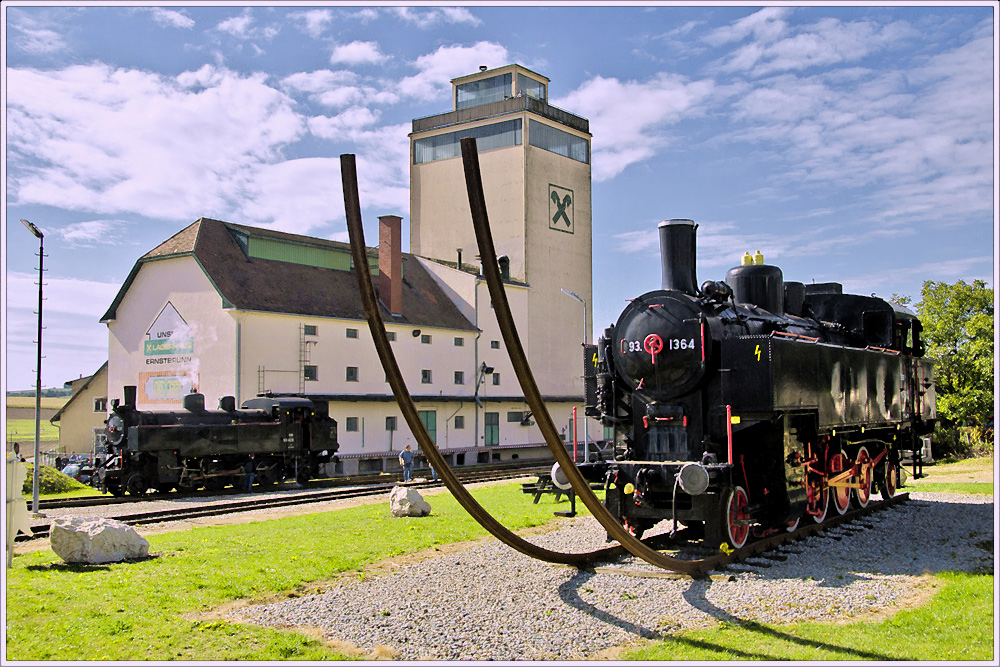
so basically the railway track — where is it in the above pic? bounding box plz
[16,466,547,542]
[36,462,550,511]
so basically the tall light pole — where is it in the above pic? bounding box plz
[20,219,45,515]
[560,288,588,462]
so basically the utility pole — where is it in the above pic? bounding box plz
[20,219,45,515]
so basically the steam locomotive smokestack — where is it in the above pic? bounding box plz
[658,219,698,295]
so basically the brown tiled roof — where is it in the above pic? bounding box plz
[103,218,477,332]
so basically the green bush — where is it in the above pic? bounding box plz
[21,465,89,495]
[932,423,993,460]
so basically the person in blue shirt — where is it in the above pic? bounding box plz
[399,443,414,482]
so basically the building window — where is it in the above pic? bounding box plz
[414,119,522,164]
[492,373,500,386]
[304,365,318,381]
[456,72,512,109]
[454,415,465,429]
[484,412,499,446]
[421,334,432,344]
[454,337,464,347]
[507,411,523,423]
[303,324,318,336]
[387,331,396,341]
[491,340,500,349]
[529,120,590,164]
[346,366,359,382]
[93,397,107,413]
[454,371,465,385]
[386,416,397,431]
[517,73,546,101]
[346,328,358,338]
[421,369,432,384]
[346,417,359,432]
[604,425,614,442]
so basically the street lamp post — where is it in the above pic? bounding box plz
[20,219,45,515]
[560,288,588,462]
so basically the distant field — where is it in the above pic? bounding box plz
[6,419,60,445]
[6,396,69,410]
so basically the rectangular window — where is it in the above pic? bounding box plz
[490,340,500,349]
[414,119,522,164]
[456,72,512,109]
[93,397,107,413]
[418,410,437,444]
[386,331,396,341]
[346,366,359,382]
[421,369,432,384]
[507,411,523,423]
[454,415,465,429]
[492,373,500,386]
[604,425,614,441]
[303,324,318,336]
[304,365,318,381]
[421,334,432,344]
[454,337,464,347]
[346,417,359,432]
[454,371,465,385]
[386,416,397,431]
[484,412,499,446]
[529,120,590,164]
[346,328,358,338]
[517,73,546,101]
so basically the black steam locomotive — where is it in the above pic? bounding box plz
[579,219,935,548]
[97,386,337,496]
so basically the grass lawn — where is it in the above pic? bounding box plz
[5,484,584,661]
[622,571,994,661]
[7,468,994,661]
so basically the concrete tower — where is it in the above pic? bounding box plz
[409,64,593,397]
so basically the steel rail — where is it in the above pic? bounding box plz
[459,137,722,576]
[340,154,616,567]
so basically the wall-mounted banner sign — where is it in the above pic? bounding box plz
[144,302,194,357]
[139,370,198,403]
[548,184,574,235]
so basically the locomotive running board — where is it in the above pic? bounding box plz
[458,137,721,577]
[340,154,621,569]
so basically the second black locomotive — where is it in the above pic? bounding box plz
[98,385,337,495]
[578,219,935,549]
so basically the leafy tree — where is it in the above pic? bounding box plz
[915,279,994,428]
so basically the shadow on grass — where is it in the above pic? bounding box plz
[673,579,896,660]
[25,553,162,572]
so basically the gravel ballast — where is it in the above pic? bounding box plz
[229,492,994,661]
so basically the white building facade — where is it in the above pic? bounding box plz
[102,64,601,475]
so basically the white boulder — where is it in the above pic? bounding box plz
[389,486,431,517]
[50,516,150,564]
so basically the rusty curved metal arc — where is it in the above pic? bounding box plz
[339,153,614,567]
[459,137,721,576]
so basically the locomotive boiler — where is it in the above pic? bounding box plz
[98,385,337,496]
[578,219,936,548]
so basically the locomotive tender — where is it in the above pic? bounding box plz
[98,385,337,495]
[579,219,935,548]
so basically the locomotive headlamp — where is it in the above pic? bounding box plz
[677,462,710,496]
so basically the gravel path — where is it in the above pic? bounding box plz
[228,492,994,661]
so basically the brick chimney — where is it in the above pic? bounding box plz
[378,215,403,315]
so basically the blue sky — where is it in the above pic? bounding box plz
[2,2,996,393]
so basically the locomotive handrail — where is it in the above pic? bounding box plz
[339,153,618,568]
[771,331,820,342]
[459,137,722,576]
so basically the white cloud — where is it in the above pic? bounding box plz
[51,219,131,247]
[393,7,481,28]
[6,272,121,318]
[291,9,333,39]
[216,11,254,38]
[280,69,398,108]
[8,10,68,54]
[703,7,791,46]
[555,73,714,181]
[397,42,509,101]
[149,8,195,29]
[7,64,305,222]
[330,41,388,65]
